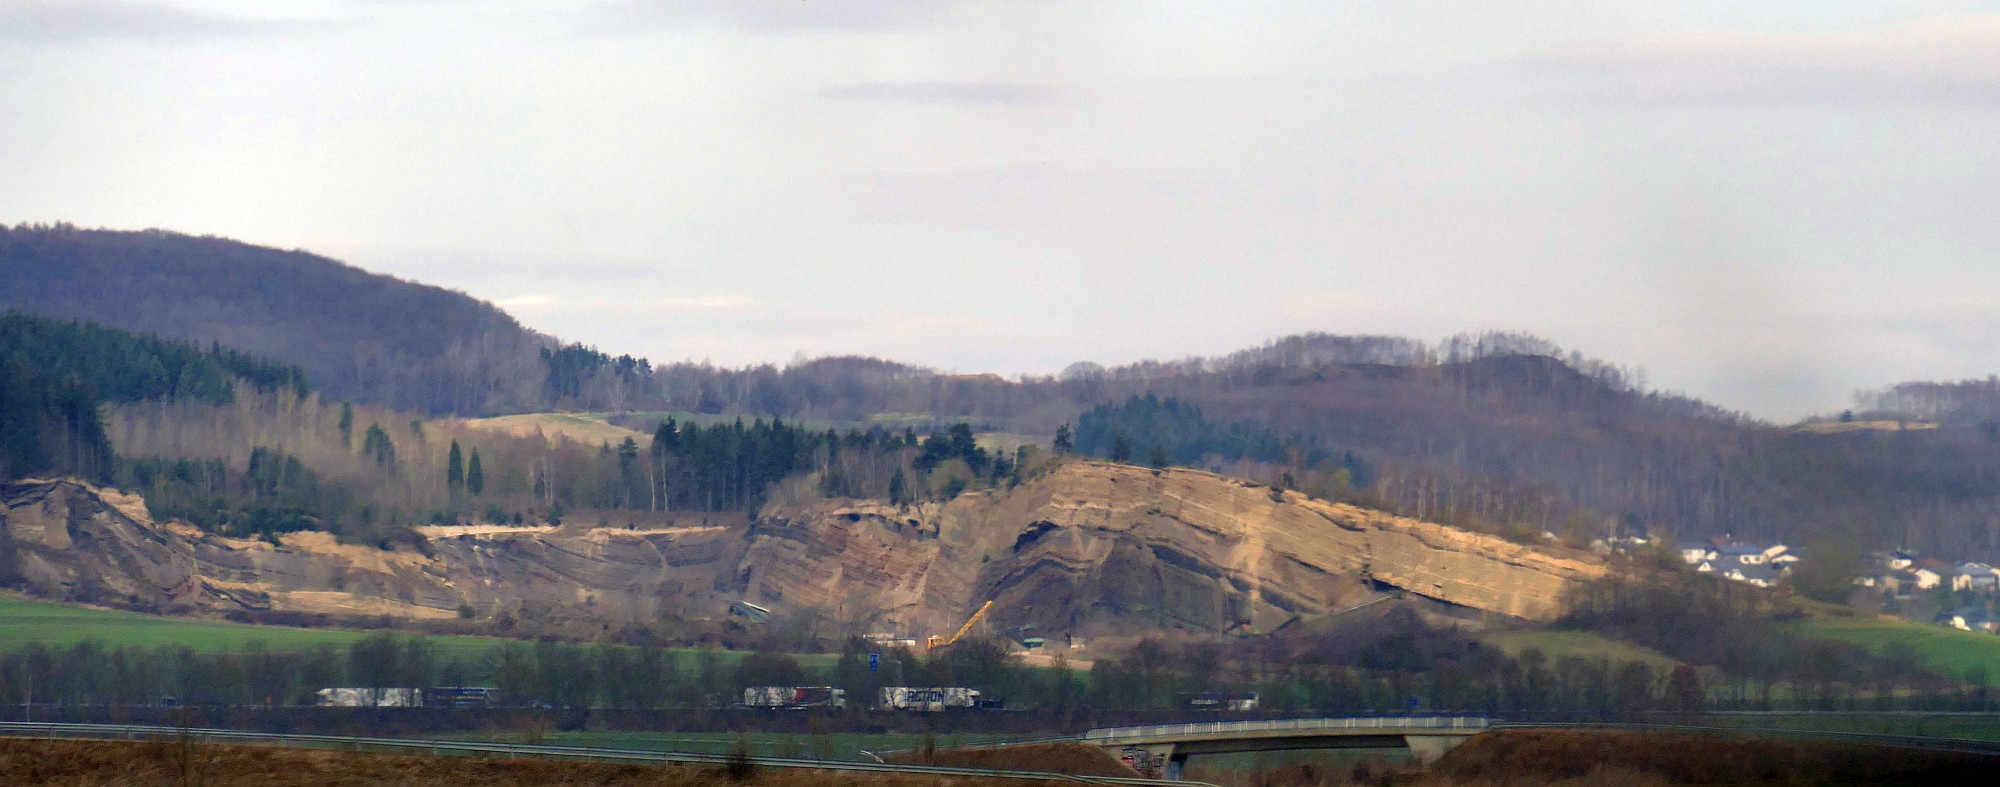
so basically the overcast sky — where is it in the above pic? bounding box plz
[5,1,2000,420]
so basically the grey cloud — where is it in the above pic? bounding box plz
[845,166,1179,229]
[1519,14,2000,106]
[820,80,1064,106]
[0,1,340,43]
[596,0,971,35]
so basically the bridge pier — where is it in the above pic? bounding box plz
[1402,734,1463,763]
[1108,744,1177,779]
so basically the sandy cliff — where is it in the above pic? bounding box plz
[741,461,1606,636]
[2,461,1604,638]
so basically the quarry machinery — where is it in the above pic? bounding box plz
[927,600,994,650]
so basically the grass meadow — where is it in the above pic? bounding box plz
[0,593,835,670]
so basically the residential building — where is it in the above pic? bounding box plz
[1935,606,1998,634]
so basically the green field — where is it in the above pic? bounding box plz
[1790,616,2000,687]
[0,594,835,670]
[0,594,506,657]
[1479,629,1680,671]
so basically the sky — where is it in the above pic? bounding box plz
[5,1,2000,420]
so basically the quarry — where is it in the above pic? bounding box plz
[0,460,1605,644]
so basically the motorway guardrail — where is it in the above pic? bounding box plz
[1083,715,1490,742]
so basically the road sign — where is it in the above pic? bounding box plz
[868,653,879,673]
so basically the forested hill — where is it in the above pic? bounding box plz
[0,224,548,415]
[0,312,310,483]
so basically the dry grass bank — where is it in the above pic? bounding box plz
[1431,729,2000,785]
[883,742,1136,777]
[0,738,1077,786]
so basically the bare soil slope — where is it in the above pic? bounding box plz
[883,743,1136,776]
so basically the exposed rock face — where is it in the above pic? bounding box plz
[0,478,743,628]
[2,462,1604,639]
[740,462,1606,637]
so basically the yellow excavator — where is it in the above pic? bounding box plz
[927,600,995,650]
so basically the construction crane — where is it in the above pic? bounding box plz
[927,600,994,650]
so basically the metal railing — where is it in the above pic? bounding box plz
[1084,716,1489,742]
[0,722,1220,786]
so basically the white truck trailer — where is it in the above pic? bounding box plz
[314,687,420,707]
[876,686,981,711]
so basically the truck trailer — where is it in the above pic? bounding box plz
[876,686,981,711]
[742,686,847,708]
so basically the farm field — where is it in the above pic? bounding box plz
[1789,616,2000,687]
[1478,629,1679,671]
[0,594,835,670]
[0,594,504,657]
[460,412,651,445]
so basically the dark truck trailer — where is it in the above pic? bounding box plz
[743,686,847,708]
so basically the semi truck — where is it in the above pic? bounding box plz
[742,686,847,708]
[314,687,420,707]
[313,687,504,708]
[877,686,982,711]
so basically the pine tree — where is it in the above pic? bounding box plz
[362,424,395,465]
[338,403,354,449]
[888,467,908,506]
[447,440,465,494]
[1052,424,1073,454]
[467,450,484,496]
[1110,433,1131,463]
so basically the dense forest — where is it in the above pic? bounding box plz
[0,224,548,415]
[0,311,309,484]
[1,314,1040,552]
[0,351,113,484]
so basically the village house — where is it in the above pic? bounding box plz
[1950,562,2000,592]
[1935,606,1998,634]
[1687,539,1798,586]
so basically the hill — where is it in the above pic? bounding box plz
[0,224,547,415]
[15,224,2000,562]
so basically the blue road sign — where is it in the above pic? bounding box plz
[869,653,879,672]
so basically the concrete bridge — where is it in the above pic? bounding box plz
[1082,716,1488,780]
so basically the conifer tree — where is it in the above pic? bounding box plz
[467,450,484,496]
[447,440,465,494]
[888,467,908,506]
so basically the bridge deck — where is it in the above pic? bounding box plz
[1083,716,1489,746]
